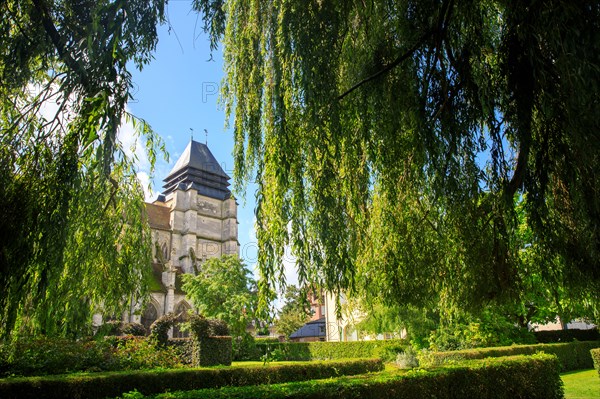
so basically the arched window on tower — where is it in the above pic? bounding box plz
[141,303,158,334]
[172,301,191,338]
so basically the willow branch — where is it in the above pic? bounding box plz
[32,0,90,88]
[337,29,432,101]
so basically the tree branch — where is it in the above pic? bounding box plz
[337,29,432,101]
[338,0,454,101]
[31,0,90,88]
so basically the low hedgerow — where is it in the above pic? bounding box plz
[0,358,383,399]
[0,337,186,377]
[418,340,600,371]
[0,338,117,377]
[253,339,407,361]
[534,327,599,343]
[591,348,600,378]
[119,354,563,399]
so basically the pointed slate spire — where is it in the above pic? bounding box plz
[162,140,231,200]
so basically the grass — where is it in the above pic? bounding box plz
[561,369,599,399]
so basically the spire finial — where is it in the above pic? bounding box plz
[204,129,208,145]
[189,128,194,141]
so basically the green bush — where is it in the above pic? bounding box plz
[396,346,419,369]
[255,337,281,344]
[428,311,536,351]
[591,348,600,378]
[96,321,124,337]
[232,334,258,361]
[96,322,147,337]
[193,337,232,367]
[534,328,599,343]
[168,339,193,366]
[120,354,563,399]
[418,340,600,371]
[0,359,383,399]
[121,323,148,337]
[0,336,187,377]
[252,339,407,361]
[0,338,117,377]
[149,313,181,347]
[113,337,184,370]
[188,314,233,366]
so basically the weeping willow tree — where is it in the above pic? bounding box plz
[0,0,168,338]
[198,0,600,313]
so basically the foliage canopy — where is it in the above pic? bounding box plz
[181,255,258,339]
[0,0,168,338]
[275,285,312,338]
[200,0,600,312]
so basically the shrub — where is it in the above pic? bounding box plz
[534,327,599,343]
[96,322,147,337]
[194,337,232,367]
[252,339,407,361]
[208,319,229,336]
[0,336,189,377]
[188,314,232,367]
[0,359,384,399]
[96,320,123,337]
[396,346,419,369]
[121,323,148,337]
[428,311,536,351]
[149,313,181,347]
[117,354,563,399]
[168,338,193,366]
[418,340,600,371]
[0,338,117,377]
[591,348,600,378]
[232,334,257,361]
[255,337,281,344]
[112,337,184,370]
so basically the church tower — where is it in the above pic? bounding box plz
[138,140,239,333]
[158,139,239,269]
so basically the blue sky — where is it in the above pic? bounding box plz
[126,3,261,271]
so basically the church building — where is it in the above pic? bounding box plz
[135,140,239,333]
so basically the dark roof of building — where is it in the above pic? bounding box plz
[162,140,231,200]
[145,202,171,230]
[289,317,326,339]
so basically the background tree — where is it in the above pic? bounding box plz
[274,285,312,338]
[0,0,168,338]
[181,255,259,340]
[197,0,600,314]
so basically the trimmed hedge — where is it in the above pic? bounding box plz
[193,337,232,367]
[591,348,600,378]
[188,314,232,366]
[0,359,383,399]
[252,339,407,361]
[534,328,599,343]
[418,340,600,371]
[0,337,186,377]
[129,354,563,399]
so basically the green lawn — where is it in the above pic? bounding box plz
[561,369,599,399]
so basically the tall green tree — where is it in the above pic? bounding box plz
[198,0,600,312]
[0,0,168,338]
[181,255,258,339]
[274,285,312,338]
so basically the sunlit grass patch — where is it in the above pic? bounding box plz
[561,369,599,399]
